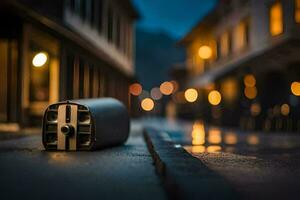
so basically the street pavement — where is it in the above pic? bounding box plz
[144,118,300,200]
[0,122,166,200]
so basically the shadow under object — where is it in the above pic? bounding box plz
[42,98,130,151]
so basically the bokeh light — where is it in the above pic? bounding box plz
[141,98,154,111]
[281,104,290,116]
[150,87,163,100]
[208,90,222,106]
[184,88,198,103]
[32,52,48,67]
[291,81,300,96]
[208,128,222,144]
[250,103,261,116]
[160,81,174,95]
[198,45,212,59]
[243,74,256,87]
[224,132,237,145]
[244,86,257,99]
[129,83,142,96]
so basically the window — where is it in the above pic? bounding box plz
[233,20,249,53]
[220,32,230,58]
[270,2,283,36]
[296,0,300,23]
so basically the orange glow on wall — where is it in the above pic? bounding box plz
[184,88,198,103]
[291,81,300,96]
[295,0,300,23]
[233,20,248,52]
[270,2,283,36]
[221,78,238,102]
[129,83,142,96]
[208,90,222,106]
[141,98,154,111]
[160,81,174,95]
[198,45,212,59]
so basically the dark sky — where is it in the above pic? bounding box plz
[132,0,217,39]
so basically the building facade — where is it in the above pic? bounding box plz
[0,0,138,128]
[178,0,300,132]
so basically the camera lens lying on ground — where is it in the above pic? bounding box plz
[42,98,130,151]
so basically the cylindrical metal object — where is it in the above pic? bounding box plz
[42,98,130,151]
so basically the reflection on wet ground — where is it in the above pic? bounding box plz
[167,120,300,157]
[165,120,300,199]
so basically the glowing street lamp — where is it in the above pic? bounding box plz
[160,81,174,95]
[184,88,198,103]
[32,52,48,67]
[129,83,142,96]
[291,81,300,96]
[141,98,154,111]
[198,46,212,59]
[208,90,222,106]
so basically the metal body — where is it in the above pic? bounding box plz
[42,98,130,151]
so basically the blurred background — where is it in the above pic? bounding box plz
[0,0,300,133]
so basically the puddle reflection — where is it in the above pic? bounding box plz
[185,121,260,154]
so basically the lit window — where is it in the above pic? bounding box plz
[270,2,283,36]
[220,32,230,57]
[296,0,300,23]
[233,20,248,53]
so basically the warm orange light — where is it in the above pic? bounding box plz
[198,45,212,59]
[270,2,283,36]
[32,52,48,67]
[208,128,222,144]
[160,81,174,95]
[184,88,198,103]
[191,145,206,153]
[247,134,259,145]
[244,74,256,87]
[129,83,142,96]
[150,87,162,100]
[208,90,222,106]
[141,98,154,111]
[250,103,261,116]
[291,81,300,96]
[281,104,290,116]
[207,145,222,153]
[192,121,205,145]
[224,132,237,145]
[244,86,257,99]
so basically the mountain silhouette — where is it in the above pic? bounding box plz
[135,28,185,91]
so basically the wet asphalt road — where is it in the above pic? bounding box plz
[0,123,166,200]
[147,119,300,200]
